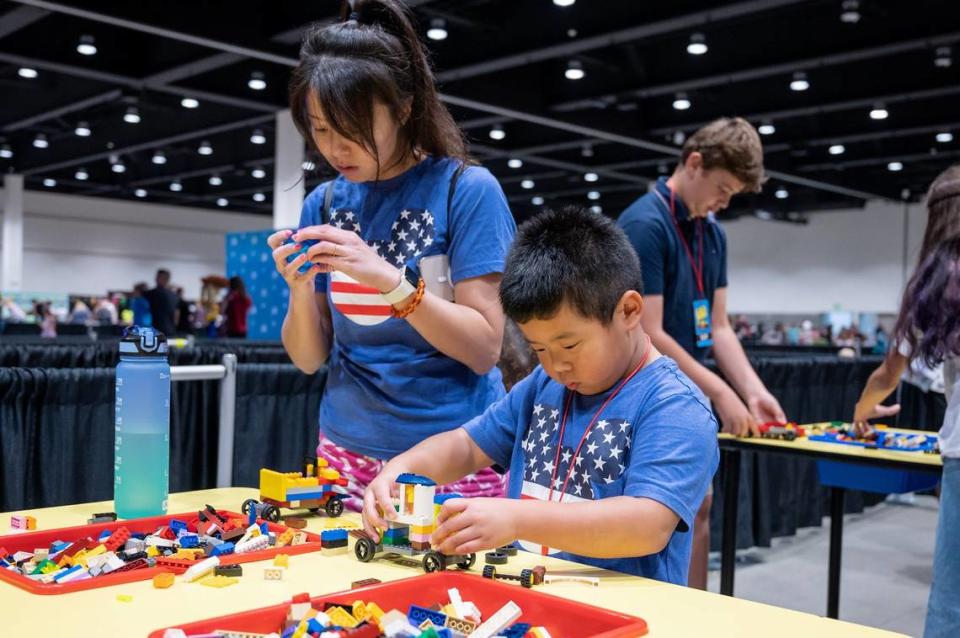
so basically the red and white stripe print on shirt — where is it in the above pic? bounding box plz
[517,402,632,555]
[327,206,436,326]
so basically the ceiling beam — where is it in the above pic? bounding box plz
[472,143,648,186]
[0,4,47,39]
[798,148,960,172]
[802,120,960,148]
[435,0,811,83]
[2,88,122,132]
[552,30,960,112]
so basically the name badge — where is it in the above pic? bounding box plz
[693,298,713,348]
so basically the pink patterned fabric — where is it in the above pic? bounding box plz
[318,434,506,512]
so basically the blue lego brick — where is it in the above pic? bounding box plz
[408,604,446,627]
[433,493,462,505]
[285,487,330,499]
[321,529,348,542]
[501,623,531,638]
[306,618,327,633]
[284,236,319,274]
[98,529,112,541]
[53,564,83,582]
[280,626,297,638]
[179,534,199,548]
[436,630,453,638]
[210,542,235,556]
[260,522,269,535]
[49,541,71,554]
[396,473,436,486]
[169,519,188,534]
[248,507,257,526]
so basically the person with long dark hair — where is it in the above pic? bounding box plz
[853,164,960,638]
[222,276,252,338]
[266,0,515,508]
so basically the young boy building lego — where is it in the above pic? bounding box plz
[363,207,719,585]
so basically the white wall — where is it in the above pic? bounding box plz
[0,189,269,299]
[723,199,927,314]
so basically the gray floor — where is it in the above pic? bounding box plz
[707,494,939,637]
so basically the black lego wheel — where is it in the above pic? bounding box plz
[422,551,447,573]
[263,505,281,523]
[354,536,376,563]
[484,552,508,565]
[520,568,534,588]
[456,553,477,570]
[482,565,497,579]
[241,498,258,516]
[325,497,344,518]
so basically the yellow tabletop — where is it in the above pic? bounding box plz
[0,488,905,637]
[719,423,943,469]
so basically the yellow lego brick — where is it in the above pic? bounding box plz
[352,601,368,622]
[174,549,203,560]
[273,553,289,568]
[365,601,385,625]
[442,604,458,618]
[86,544,106,559]
[146,545,159,558]
[116,594,133,603]
[40,561,59,574]
[259,468,289,502]
[325,606,359,628]
[198,575,239,588]
[319,467,340,481]
[263,567,284,581]
[410,524,434,536]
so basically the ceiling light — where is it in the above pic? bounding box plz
[123,106,141,124]
[216,198,229,207]
[75,121,91,137]
[251,167,266,179]
[170,180,182,192]
[301,161,316,171]
[828,144,846,155]
[77,34,97,56]
[935,46,953,68]
[758,122,776,136]
[250,129,266,145]
[111,161,126,174]
[248,71,266,91]
[18,67,38,79]
[839,0,861,23]
[181,97,200,109]
[43,178,56,188]
[564,60,585,80]
[426,18,448,41]
[32,133,48,149]
[672,130,686,146]
[774,187,789,199]
[587,190,601,200]
[581,144,594,158]
[507,158,523,169]
[0,144,12,159]
[755,209,773,221]
[531,196,544,205]
[152,150,167,165]
[672,93,691,110]
[584,172,599,182]
[75,167,89,180]
[553,0,576,6]
[687,32,708,55]
[209,174,223,186]
[869,104,889,120]
[253,192,266,202]
[134,189,147,198]
[590,205,602,214]
[489,125,506,140]
[936,132,954,143]
[790,71,809,91]
[887,161,903,172]
[197,140,213,155]
[520,179,535,189]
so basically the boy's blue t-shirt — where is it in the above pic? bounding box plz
[463,357,719,585]
[617,177,728,363]
[298,157,517,459]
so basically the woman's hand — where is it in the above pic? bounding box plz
[266,229,320,290]
[295,225,400,293]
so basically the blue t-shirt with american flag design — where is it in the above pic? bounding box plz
[297,157,516,459]
[463,356,719,585]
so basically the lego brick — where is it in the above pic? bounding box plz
[408,605,446,627]
[113,558,150,573]
[325,606,359,628]
[484,552,508,565]
[321,528,348,542]
[169,519,188,534]
[283,517,308,529]
[351,577,382,589]
[153,572,175,589]
[183,556,219,582]
[276,529,296,547]
[10,514,36,530]
[321,538,348,549]
[408,532,431,543]
[443,617,477,634]
[210,542,235,557]
[469,601,521,638]
[116,593,133,602]
[263,568,284,581]
[235,535,270,554]
[322,545,349,556]
[542,574,599,586]
[214,564,243,577]
[198,574,239,588]
[220,527,245,543]
[500,623,531,638]
[291,532,307,546]
[178,534,199,548]
[409,540,431,551]
[273,553,289,568]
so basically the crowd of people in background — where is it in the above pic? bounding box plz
[733,314,890,353]
[0,268,253,339]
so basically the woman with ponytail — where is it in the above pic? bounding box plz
[852,164,960,638]
[266,0,515,508]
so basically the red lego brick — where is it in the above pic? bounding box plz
[291,592,312,604]
[113,558,149,573]
[345,623,379,638]
[104,526,131,552]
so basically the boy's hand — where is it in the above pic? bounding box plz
[361,467,402,542]
[747,389,786,426]
[715,388,759,437]
[430,498,521,556]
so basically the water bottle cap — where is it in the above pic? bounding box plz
[119,326,169,356]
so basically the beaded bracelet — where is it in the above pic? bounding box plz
[392,277,425,319]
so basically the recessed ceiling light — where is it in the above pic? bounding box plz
[75,167,89,180]
[32,133,48,149]
[134,189,147,198]
[170,180,183,192]
[581,144,594,158]
[123,106,141,124]
[584,172,599,182]
[758,122,776,136]
[77,34,97,56]
[216,197,229,207]
[248,71,266,91]
[934,46,952,69]
[301,161,315,171]
[587,190,600,200]
[869,104,889,120]
[181,97,199,109]
[774,187,789,199]
[789,71,809,91]
[42,178,56,188]
[565,60,585,80]
[250,129,266,145]
[590,205,602,214]
[553,0,576,6]
[521,179,535,189]
[687,32,708,55]
[531,196,544,205]
[111,161,126,174]
[936,132,954,143]
[489,125,506,140]
[152,150,167,165]
[197,140,213,156]
[251,168,266,179]
[209,174,223,186]
[252,192,266,202]
[18,67,38,79]
[840,0,861,23]
[75,121,91,137]
[887,161,903,171]
[672,93,691,110]
[0,144,13,159]
[507,158,523,169]
[426,18,448,41]
[828,144,846,155]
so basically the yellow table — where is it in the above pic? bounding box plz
[0,488,905,637]
[717,424,942,619]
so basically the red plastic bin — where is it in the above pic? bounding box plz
[149,571,649,637]
[0,510,323,595]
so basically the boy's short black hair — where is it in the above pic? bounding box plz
[500,206,643,325]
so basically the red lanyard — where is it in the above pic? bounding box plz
[656,187,705,297]
[546,335,653,504]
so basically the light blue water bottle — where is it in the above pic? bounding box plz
[114,326,170,519]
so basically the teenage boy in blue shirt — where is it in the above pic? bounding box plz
[363,207,718,585]
[617,117,787,589]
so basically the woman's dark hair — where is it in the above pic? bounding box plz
[229,276,247,297]
[500,206,643,325]
[289,0,467,177]
[893,164,960,366]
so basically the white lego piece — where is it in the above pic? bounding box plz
[235,534,270,554]
[161,630,187,638]
[384,619,421,638]
[542,574,600,586]
[238,523,262,545]
[145,535,175,548]
[468,601,521,638]
[182,556,219,582]
[12,551,33,562]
